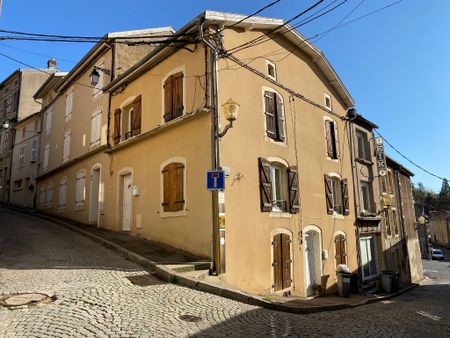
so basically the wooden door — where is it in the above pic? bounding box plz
[273,233,292,291]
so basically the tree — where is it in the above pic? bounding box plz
[439,178,450,197]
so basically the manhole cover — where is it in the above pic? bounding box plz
[179,314,202,322]
[0,293,53,308]
[126,274,160,287]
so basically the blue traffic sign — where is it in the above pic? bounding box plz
[207,171,225,190]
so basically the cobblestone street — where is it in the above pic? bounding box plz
[0,208,449,337]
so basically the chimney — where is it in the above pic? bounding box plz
[47,57,57,69]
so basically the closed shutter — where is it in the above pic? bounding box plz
[113,108,121,144]
[43,145,50,170]
[39,185,46,209]
[76,172,86,207]
[59,179,67,208]
[172,72,184,119]
[46,182,53,208]
[162,162,185,212]
[264,91,276,139]
[287,166,299,214]
[335,235,347,266]
[163,77,173,122]
[132,95,142,135]
[258,158,272,212]
[275,95,285,142]
[65,91,73,120]
[341,179,350,215]
[324,175,334,215]
[45,107,52,134]
[272,234,283,291]
[31,139,38,162]
[162,164,171,211]
[90,110,102,146]
[173,163,185,211]
[63,132,71,161]
[281,234,292,289]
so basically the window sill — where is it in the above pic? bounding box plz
[355,157,373,165]
[264,136,287,148]
[332,212,345,219]
[57,206,67,213]
[89,142,101,150]
[159,210,187,218]
[269,211,292,218]
[326,156,340,162]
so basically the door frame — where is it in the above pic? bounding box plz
[116,167,134,232]
[303,225,323,297]
[270,228,293,294]
[89,163,102,226]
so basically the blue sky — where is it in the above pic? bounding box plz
[0,0,448,191]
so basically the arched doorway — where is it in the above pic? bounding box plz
[304,226,322,297]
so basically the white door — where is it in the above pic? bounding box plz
[122,174,132,231]
[305,232,317,296]
[89,168,100,225]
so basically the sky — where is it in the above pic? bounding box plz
[0,0,448,192]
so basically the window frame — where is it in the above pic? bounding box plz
[266,59,277,81]
[324,93,332,110]
[360,181,373,214]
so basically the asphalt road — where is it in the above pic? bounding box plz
[0,207,449,337]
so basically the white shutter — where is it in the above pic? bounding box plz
[39,184,46,209]
[65,91,73,122]
[75,172,86,208]
[46,182,53,208]
[59,177,67,208]
[18,146,25,168]
[90,110,101,147]
[45,106,53,134]
[43,144,50,170]
[63,131,71,162]
[31,138,38,162]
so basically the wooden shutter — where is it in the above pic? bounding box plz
[264,91,276,139]
[341,179,350,215]
[132,95,142,135]
[163,77,173,122]
[325,121,334,158]
[113,108,121,144]
[173,163,185,211]
[173,72,184,119]
[324,175,334,215]
[275,94,285,142]
[272,234,283,291]
[335,235,347,266]
[288,166,299,214]
[258,158,272,212]
[281,234,292,289]
[162,164,172,211]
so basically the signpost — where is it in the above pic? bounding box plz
[375,137,387,177]
[207,171,225,190]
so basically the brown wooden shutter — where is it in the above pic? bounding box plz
[325,121,334,158]
[281,234,292,289]
[335,235,347,266]
[272,234,282,291]
[288,166,299,214]
[173,72,184,118]
[113,108,121,144]
[275,94,285,142]
[259,158,272,212]
[173,162,185,211]
[163,77,173,122]
[132,95,142,135]
[324,175,334,215]
[264,91,276,139]
[341,179,350,215]
[162,164,172,211]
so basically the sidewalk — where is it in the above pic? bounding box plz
[6,206,418,314]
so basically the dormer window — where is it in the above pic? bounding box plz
[266,60,277,80]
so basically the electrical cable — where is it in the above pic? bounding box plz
[0,42,78,64]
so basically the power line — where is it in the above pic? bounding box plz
[0,42,78,64]
[0,51,53,74]
[374,130,445,182]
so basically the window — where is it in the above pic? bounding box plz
[259,158,299,214]
[360,236,379,279]
[324,94,332,110]
[43,144,50,171]
[384,209,391,236]
[113,96,142,144]
[46,182,53,208]
[266,60,276,80]
[2,130,10,151]
[58,177,68,209]
[161,162,185,212]
[65,90,74,122]
[392,208,399,235]
[324,175,349,215]
[21,127,26,138]
[90,109,102,147]
[163,72,184,122]
[360,181,373,213]
[75,171,86,208]
[335,234,347,266]
[93,62,104,98]
[387,169,395,194]
[31,139,38,162]
[18,145,25,168]
[63,131,71,162]
[324,119,338,159]
[263,90,285,142]
[44,106,52,135]
[39,184,46,209]
[13,179,22,191]
[356,130,369,160]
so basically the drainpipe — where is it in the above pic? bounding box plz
[106,42,115,148]
[200,20,220,275]
[346,111,365,294]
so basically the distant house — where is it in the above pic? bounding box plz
[428,212,450,246]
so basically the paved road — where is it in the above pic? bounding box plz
[0,208,449,337]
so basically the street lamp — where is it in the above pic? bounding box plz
[89,66,111,86]
[2,120,10,129]
[217,98,240,138]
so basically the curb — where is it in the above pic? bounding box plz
[4,206,420,315]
